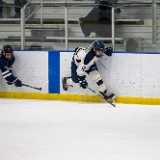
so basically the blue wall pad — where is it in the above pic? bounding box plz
[48,51,60,93]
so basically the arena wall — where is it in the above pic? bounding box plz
[0,50,160,105]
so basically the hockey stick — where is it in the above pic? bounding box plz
[88,87,116,107]
[22,84,42,91]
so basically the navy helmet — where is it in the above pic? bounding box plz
[1,45,13,59]
[92,40,105,51]
[3,45,13,54]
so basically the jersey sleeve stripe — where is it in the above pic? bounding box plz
[3,73,12,78]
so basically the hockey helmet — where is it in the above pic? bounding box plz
[1,45,13,60]
[2,45,13,54]
[92,40,105,51]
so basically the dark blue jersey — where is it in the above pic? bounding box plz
[0,54,17,83]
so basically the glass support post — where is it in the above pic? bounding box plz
[65,7,68,50]
[152,0,157,44]
[112,6,115,51]
[21,8,25,50]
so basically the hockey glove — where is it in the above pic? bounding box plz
[104,46,113,56]
[14,79,22,87]
[78,75,88,89]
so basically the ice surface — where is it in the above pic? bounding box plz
[0,99,160,160]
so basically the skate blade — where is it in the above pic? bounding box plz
[109,97,116,103]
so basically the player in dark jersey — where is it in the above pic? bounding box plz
[0,45,22,87]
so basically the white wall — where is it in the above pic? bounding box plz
[60,52,160,98]
[0,51,48,93]
[1,51,160,99]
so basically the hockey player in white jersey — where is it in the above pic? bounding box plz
[62,40,115,100]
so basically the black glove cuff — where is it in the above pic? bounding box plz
[78,75,86,81]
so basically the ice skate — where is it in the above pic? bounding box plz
[100,89,116,102]
[62,77,71,91]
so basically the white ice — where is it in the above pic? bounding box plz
[0,99,160,160]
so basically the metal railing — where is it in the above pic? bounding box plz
[0,0,159,50]
[19,0,158,50]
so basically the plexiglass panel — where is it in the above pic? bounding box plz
[0,0,159,51]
